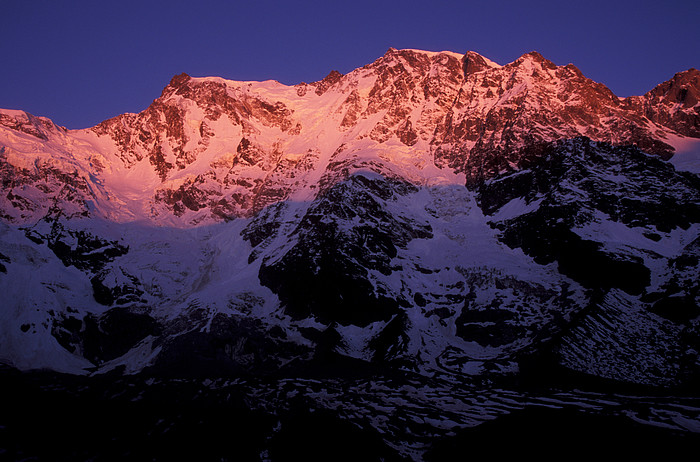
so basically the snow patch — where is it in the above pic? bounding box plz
[666,134,700,173]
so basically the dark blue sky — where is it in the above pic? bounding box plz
[1,0,698,129]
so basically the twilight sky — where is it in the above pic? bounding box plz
[1,0,698,129]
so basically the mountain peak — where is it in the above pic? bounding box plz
[160,72,192,98]
[378,47,464,63]
[0,109,60,141]
[312,70,344,95]
[638,67,700,136]
[512,50,558,70]
[462,50,499,74]
[522,50,546,61]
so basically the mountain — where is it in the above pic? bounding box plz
[1,48,700,459]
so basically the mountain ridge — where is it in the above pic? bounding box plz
[1,48,698,228]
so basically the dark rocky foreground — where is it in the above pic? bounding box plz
[2,364,699,461]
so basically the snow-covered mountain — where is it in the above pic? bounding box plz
[1,47,699,378]
[1,48,700,458]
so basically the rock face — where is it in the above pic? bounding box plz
[0,48,699,395]
[625,68,700,138]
